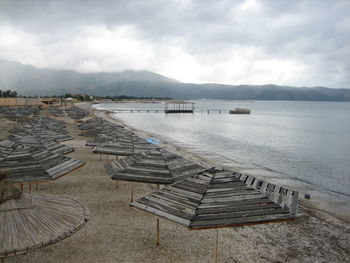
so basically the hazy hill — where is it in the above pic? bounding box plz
[1,59,349,101]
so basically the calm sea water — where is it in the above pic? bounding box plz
[95,100,350,202]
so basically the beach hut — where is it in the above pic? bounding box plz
[130,168,298,262]
[104,148,205,201]
[0,142,85,186]
[0,177,89,262]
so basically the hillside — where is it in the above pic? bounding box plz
[0,59,349,101]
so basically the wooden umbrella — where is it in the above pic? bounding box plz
[0,179,89,262]
[104,148,206,201]
[130,168,298,262]
[0,142,85,186]
[93,135,158,161]
[8,134,74,155]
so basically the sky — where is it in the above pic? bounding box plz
[0,0,349,88]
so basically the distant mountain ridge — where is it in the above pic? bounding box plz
[0,59,349,101]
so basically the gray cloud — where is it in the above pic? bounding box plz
[0,0,349,87]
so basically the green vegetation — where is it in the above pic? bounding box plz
[0,89,17,98]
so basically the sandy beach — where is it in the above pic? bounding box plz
[2,104,349,263]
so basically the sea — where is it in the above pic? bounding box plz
[94,100,350,215]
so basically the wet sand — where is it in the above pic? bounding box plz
[2,106,349,263]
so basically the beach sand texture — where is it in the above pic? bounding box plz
[1,109,349,263]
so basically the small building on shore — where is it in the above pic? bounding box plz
[164,100,195,113]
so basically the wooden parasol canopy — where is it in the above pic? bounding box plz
[0,180,89,260]
[130,168,298,262]
[8,134,74,155]
[0,142,85,184]
[93,135,156,157]
[105,148,206,184]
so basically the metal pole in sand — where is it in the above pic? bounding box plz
[99,153,102,161]
[213,228,219,263]
[1,257,4,263]
[36,183,39,190]
[130,183,134,202]
[20,184,23,191]
[156,184,160,246]
[28,183,32,193]
[156,217,160,246]
[115,180,119,188]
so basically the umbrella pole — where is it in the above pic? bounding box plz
[213,228,219,263]
[115,180,119,188]
[99,153,102,161]
[29,183,32,193]
[130,183,134,202]
[36,183,39,190]
[20,184,23,191]
[156,217,160,246]
[107,154,109,161]
[1,257,4,263]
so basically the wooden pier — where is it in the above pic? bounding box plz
[111,109,232,114]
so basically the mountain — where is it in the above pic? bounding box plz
[1,59,349,101]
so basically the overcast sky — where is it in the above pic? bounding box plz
[0,0,349,88]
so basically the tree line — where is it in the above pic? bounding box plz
[0,89,18,98]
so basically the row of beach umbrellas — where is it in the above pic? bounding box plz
[78,115,299,261]
[0,107,299,262]
[1,108,89,262]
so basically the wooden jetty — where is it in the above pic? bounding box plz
[0,180,89,260]
[165,101,195,113]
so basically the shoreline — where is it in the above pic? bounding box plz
[88,103,350,224]
[1,103,348,262]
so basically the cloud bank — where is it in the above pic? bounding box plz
[0,0,349,88]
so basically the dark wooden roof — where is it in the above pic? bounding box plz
[65,106,90,120]
[130,168,298,229]
[8,135,74,155]
[0,184,89,258]
[104,148,205,184]
[93,136,157,156]
[0,144,85,184]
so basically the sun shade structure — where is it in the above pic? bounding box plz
[105,148,206,184]
[0,180,89,260]
[65,106,90,120]
[131,168,298,229]
[0,143,85,184]
[94,136,157,156]
[7,135,74,155]
[86,133,118,147]
[130,168,298,262]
